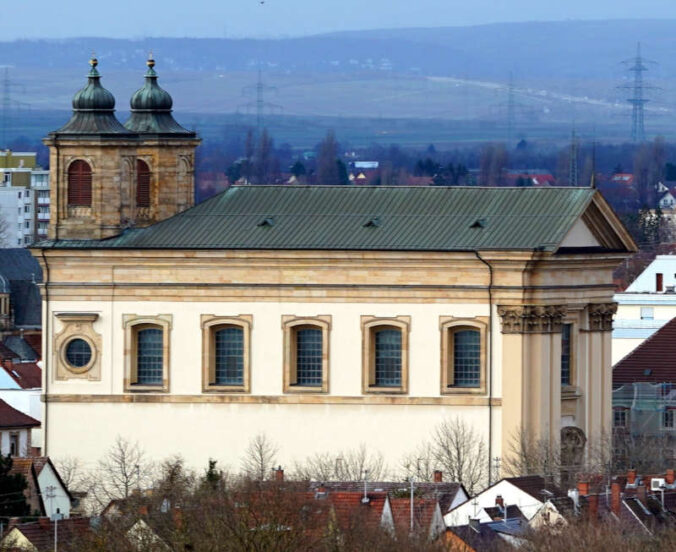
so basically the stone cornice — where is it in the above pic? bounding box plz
[497,304,568,334]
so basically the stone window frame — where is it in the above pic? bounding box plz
[53,312,102,381]
[361,316,410,395]
[201,314,252,393]
[282,315,331,394]
[123,314,172,393]
[440,316,488,395]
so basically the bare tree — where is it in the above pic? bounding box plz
[431,417,488,494]
[316,130,341,185]
[241,433,279,480]
[399,443,437,482]
[89,436,155,510]
[293,444,386,481]
[52,455,88,491]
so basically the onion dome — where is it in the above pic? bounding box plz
[51,57,132,136]
[124,55,195,136]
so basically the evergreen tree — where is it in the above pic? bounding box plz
[316,130,341,185]
[0,454,29,518]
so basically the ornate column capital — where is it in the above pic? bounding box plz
[497,304,568,334]
[586,302,617,332]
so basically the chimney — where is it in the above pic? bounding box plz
[172,508,183,529]
[8,517,20,530]
[275,466,284,482]
[433,470,443,483]
[587,494,599,519]
[627,469,637,485]
[38,517,50,530]
[666,469,675,485]
[469,518,481,533]
[495,495,504,509]
[637,485,647,504]
[577,481,590,497]
[611,482,622,515]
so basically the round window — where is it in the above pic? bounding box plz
[65,338,92,368]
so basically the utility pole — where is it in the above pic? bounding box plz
[409,477,415,533]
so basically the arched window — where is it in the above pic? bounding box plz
[374,328,402,387]
[294,327,323,387]
[282,316,331,393]
[440,318,487,394]
[67,160,92,207]
[214,326,244,386]
[136,326,164,385]
[136,159,151,208]
[452,329,481,387]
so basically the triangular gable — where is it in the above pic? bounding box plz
[556,191,637,253]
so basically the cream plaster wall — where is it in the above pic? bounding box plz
[44,298,503,470]
[45,401,496,475]
[47,299,492,398]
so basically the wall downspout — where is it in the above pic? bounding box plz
[40,249,50,456]
[475,251,494,484]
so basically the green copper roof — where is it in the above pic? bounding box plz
[38,186,613,252]
[123,57,195,136]
[52,57,132,137]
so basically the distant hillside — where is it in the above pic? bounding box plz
[3,20,676,143]
[1,19,676,78]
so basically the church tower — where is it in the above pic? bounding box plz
[44,56,200,241]
[122,55,200,225]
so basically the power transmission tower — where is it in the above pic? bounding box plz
[0,66,29,149]
[569,129,579,187]
[239,68,282,134]
[506,72,516,143]
[620,43,657,143]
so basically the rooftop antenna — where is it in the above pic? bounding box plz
[619,42,657,143]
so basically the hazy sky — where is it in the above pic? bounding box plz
[6,0,676,40]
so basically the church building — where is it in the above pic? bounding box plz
[32,58,637,475]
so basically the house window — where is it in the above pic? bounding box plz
[640,307,654,320]
[282,316,331,393]
[561,323,573,386]
[67,160,92,207]
[123,315,172,392]
[362,316,410,394]
[201,315,252,392]
[440,317,488,394]
[664,410,675,429]
[613,409,628,429]
[136,159,151,208]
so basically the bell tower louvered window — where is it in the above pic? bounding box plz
[67,160,92,207]
[136,159,151,208]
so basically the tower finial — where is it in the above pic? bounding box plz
[147,50,155,69]
[89,52,98,68]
